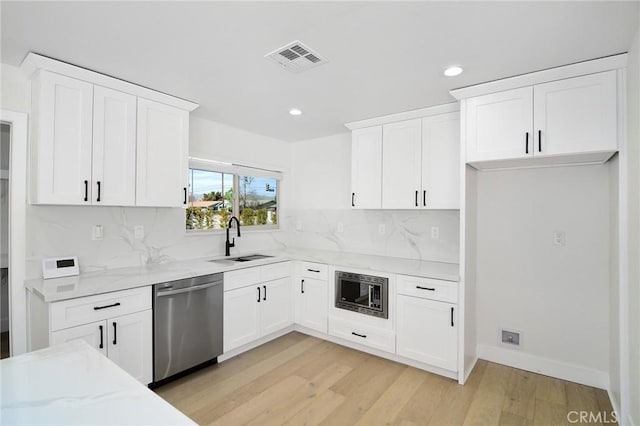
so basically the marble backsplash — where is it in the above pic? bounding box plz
[25,206,459,279]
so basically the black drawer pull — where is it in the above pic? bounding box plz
[423,190,426,207]
[112,322,117,345]
[84,180,88,202]
[416,286,436,291]
[257,286,261,302]
[99,325,104,349]
[301,279,305,294]
[352,332,367,339]
[451,307,454,327]
[96,181,101,202]
[263,285,267,301]
[538,130,542,152]
[415,190,418,207]
[183,187,187,205]
[525,132,529,154]
[351,193,355,207]
[307,269,320,273]
[93,302,121,311]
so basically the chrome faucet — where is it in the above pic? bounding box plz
[225,216,241,256]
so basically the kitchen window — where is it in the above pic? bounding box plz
[186,158,280,232]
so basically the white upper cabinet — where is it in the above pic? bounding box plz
[351,126,382,209]
[32,71,94,205]
[465,86,534,163]
[382,119,422,209]
[421,113,460,209]
[136,98,189,207]
[92,86,137,206]
[24,54,198,207]
[533,71,617,157]
[462,70,618,168]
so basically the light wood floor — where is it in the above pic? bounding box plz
[155,332,615,426]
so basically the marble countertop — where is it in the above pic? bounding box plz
[0,340,195,425]
[25,249,459,303]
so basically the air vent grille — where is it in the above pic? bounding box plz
[265,40,328,73]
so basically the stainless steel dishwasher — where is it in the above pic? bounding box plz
[153,273,223,384]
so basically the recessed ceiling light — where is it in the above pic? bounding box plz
[289,108,302,116]
[444,66,463,77]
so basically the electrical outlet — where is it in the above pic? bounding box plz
[378,224,386,235]
[553,230,566,246]
[501,330,520,346]
[337,222,344,233]
[431,226,440,239]
[92,225,103,241]
[134,225,144,240]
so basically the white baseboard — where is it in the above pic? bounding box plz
[477,344,609,389]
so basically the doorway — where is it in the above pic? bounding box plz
[1,122,9,358]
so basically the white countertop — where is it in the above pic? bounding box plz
[0,340,195,425]
[25,249,459,303]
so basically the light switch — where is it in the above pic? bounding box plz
[431,226,440,239]
[92,225,103,241]
[553,230,565,246]
[378,224,386,235]
[134,225,145,240]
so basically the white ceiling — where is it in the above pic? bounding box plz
[1,1,638,142]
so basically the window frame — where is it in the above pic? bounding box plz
[184,158,281,235]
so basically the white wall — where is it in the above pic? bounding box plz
[288,133,460,263]
[475,165,611,382]
[0,64,31,114]
[625,19,640,426]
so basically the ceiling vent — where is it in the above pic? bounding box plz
[265,40,328,73]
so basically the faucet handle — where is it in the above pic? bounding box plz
[229,237,235,247]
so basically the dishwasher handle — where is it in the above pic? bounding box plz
[156,281,222,297]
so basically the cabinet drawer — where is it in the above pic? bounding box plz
[50,287,151,331]
[261,261,291,282]
[397,275,457,303]
[224,267,261,292]
[328,316,395,353]
[299,262,328,280]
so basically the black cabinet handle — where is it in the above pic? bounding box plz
[84,180,88,202]
[93,302,121,311]
[351,193,355,207]
[257,286,261,302]
[96,181,101,202]
[307,269,320,273]
[415,190,418,207]
[301,279,305,294]
[416,286,436,291]
[538,130,542,152]
[525,132,529,154]
[451,307,454,327]
[112,322,117,345]
[99,325,104,349]
[263,285,267,301]
[352,332,367,339]
[183,187,187,205]
[423,190,426,207]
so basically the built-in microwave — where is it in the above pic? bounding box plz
[335,271,388,319]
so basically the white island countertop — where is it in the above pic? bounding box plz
[0,340,195,425]
[25,249,459,303]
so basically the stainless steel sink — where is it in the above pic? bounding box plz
[208,254,274,265]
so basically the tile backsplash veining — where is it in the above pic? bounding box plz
[26,205,459,279]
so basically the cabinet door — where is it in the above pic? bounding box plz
[421,113,460,209]
[50,320,107,356]
[382,119,422,209]
[533,71,617,157]
[396,296,457,371]
[224,285,261,352]
[351,126,382,209]
[107,310,152,385]
[295,277,327,334]
[465,87,533,163]
[92,86,137,206]
[261,278,292,336]
[136,98,189,207]
[33,71,93,205]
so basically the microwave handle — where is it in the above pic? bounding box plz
[368,285,373,308]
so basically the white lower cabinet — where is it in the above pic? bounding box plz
[43,287,153,384]
[223,263,292,353]
[328,316,396,353]
[396,295,458,371]
[294,262,329,334]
